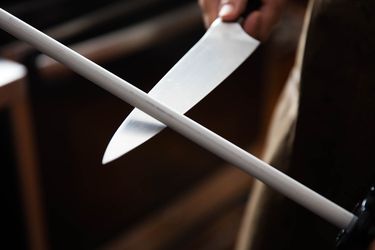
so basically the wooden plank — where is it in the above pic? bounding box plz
[1,0,168,61]
[10,79,49,250]
[101,163,256,250]
[35,3,201,79]
[175,204,246,250]
[0,60,48,250]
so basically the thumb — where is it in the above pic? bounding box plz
[219,0,248,21]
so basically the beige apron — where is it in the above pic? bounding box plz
[235,1,312,249]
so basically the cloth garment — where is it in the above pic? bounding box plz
[236,0,375,249]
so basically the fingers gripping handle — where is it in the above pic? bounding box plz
[219,0,261,21]
[242,0,262,18]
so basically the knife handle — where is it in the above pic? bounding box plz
[242,0,262,18]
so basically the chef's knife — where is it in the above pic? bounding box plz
[103,8,260,164]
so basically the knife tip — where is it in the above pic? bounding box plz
[102,153,115,165]
[102,149,122,165]
[101,120,165,165]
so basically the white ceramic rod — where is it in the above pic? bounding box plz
[0,8,356,229]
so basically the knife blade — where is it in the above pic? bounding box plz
[103,18,259,164]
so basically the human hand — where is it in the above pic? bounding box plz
[198,0,287,41]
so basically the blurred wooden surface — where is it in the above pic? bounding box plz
[35,3,201,79]
[0,60,47,250]
[102,166,255,250]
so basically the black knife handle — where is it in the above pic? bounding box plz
[336,186,375,250]
[241,0,262,18]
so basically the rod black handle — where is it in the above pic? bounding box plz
[336,186,375,250]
